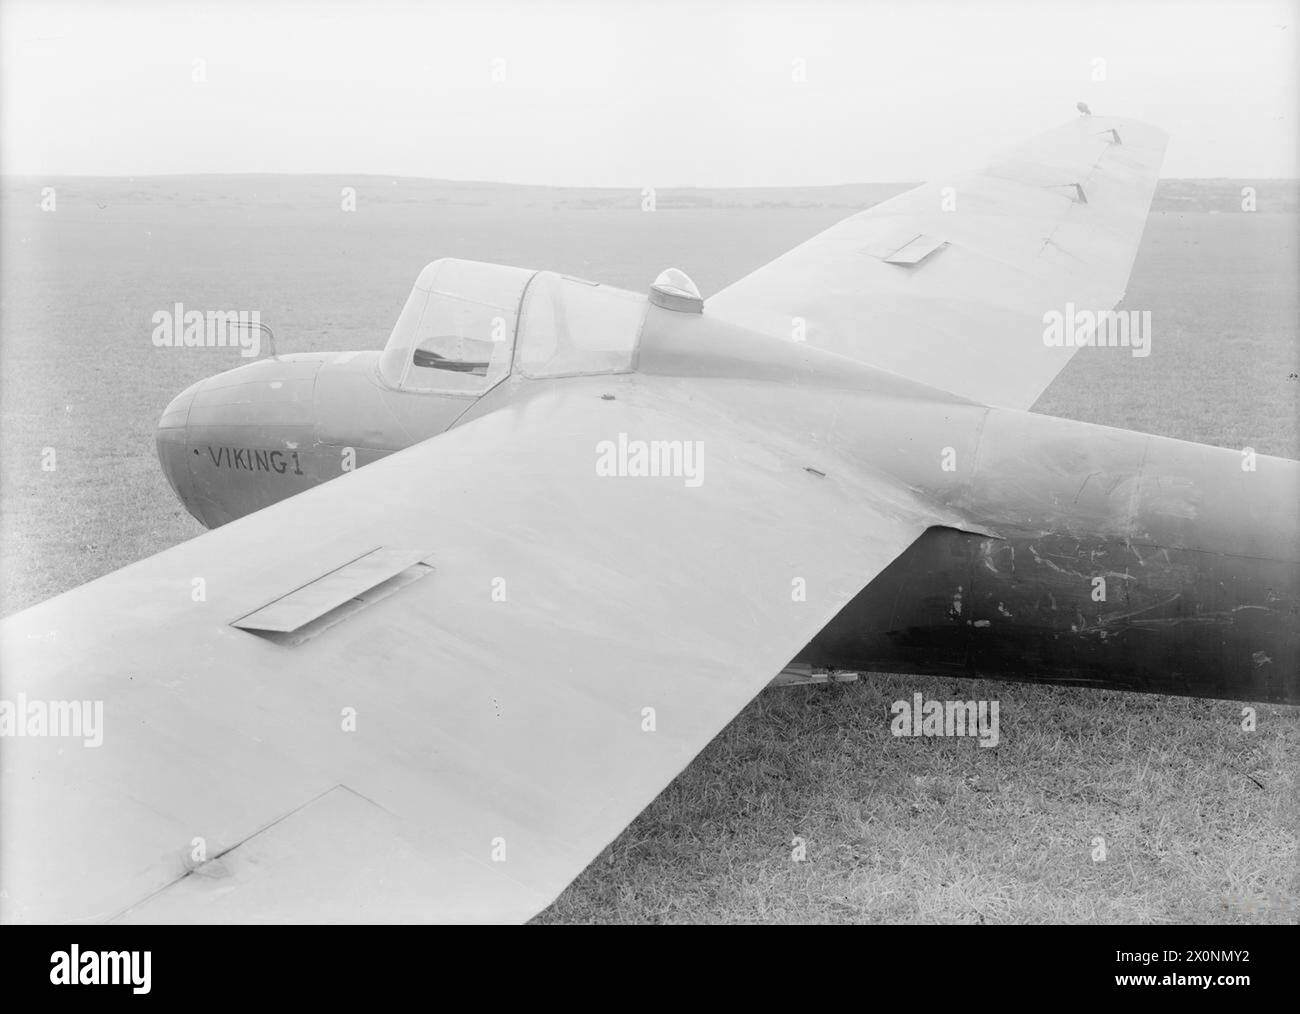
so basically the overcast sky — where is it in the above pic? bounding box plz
[2,0,1295,184]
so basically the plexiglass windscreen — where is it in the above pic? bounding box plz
[379,259,536,395]
[515,273,648,379]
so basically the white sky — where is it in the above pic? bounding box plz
[2,0,1296,184]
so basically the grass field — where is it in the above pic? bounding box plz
[1,176,1297,922]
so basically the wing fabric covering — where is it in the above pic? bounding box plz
[707,116,1168,410]
[0,374,937,923]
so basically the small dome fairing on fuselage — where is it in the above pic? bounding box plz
[378,258,649,396]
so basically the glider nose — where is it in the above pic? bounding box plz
[156,378,202,518]
[155,356,328,528]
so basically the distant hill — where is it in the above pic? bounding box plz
[1149,178,1298,213]
[2,175,1296,213]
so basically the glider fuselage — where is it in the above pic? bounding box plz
[156,303,1299,705]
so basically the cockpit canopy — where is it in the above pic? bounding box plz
[379,258,648,396]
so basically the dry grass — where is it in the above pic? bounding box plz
[539,676,1298,923]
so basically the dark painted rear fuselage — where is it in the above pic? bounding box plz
[799,525,1298,703]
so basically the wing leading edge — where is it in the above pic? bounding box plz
[1,372,942,923]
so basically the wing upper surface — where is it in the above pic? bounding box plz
[707,116,1168,409]
[1,372,940,923]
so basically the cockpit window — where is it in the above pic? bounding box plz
[378,259,535,395]
[515,273,648,379]
[379,259,649,395]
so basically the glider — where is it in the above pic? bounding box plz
[1,115,1295,924]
